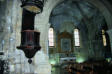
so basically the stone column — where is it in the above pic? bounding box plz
[34,15,51,74]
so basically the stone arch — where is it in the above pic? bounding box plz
[47,0,112,62]
[48,0,112,30]
[85,0,112,29]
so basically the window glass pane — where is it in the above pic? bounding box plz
[75,35,79,38]
[74,31,78,34]
[102,30,107,46]
[74,29,80,46]
[103,35,107,46]
[48,28,54,46]
[102,30,105,34]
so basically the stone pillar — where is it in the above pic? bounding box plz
[34,17,51,74]
[34,11,51,74]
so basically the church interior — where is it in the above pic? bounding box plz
[0,0,112,74]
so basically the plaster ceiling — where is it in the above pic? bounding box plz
[49,0,105,30]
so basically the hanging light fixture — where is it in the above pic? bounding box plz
[20,0,44,14]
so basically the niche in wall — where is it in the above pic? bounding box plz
[58,31,73,53]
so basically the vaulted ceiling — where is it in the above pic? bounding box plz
[49,0,105,31]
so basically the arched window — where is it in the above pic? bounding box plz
[102,29,107,46]
[74,29,80,46]
[48,28,54,46]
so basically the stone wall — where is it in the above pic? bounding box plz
[107,29,112,55]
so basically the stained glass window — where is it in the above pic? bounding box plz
[102,30,107,46]
[48,28,54,46]
[74,29,80,46]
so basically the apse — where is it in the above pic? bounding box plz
[48,0,111,74]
